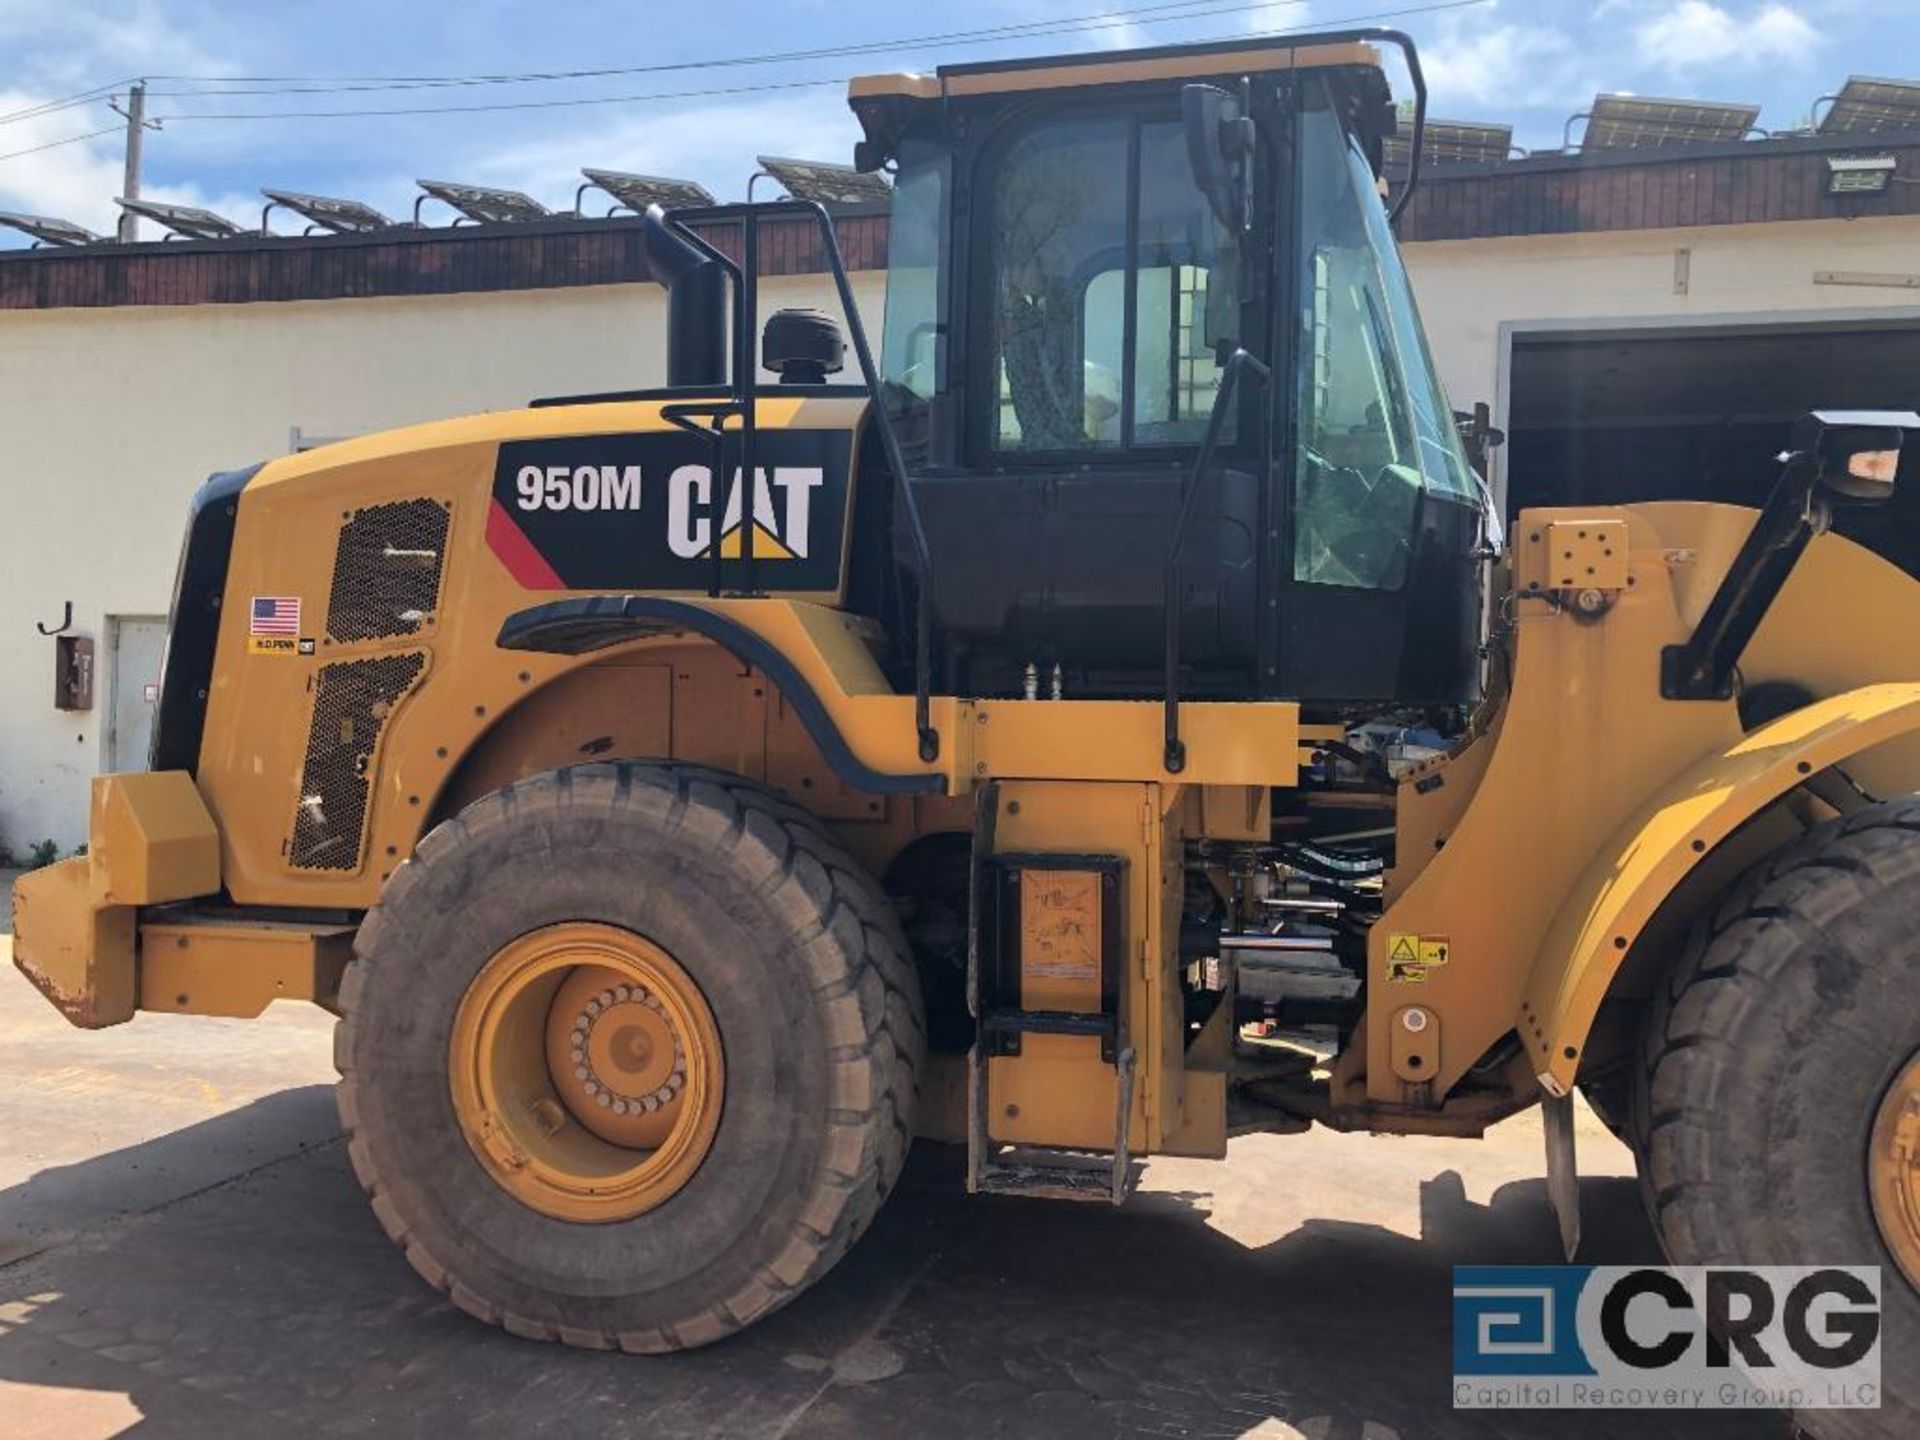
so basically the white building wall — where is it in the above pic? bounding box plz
[0,270,876,852]
[4,213,1920,851]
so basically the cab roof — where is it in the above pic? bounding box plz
[848,33,1380,103]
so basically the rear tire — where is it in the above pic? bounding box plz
[335,761,923,1351]
[1636,798,1920,1437]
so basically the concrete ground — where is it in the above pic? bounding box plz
[0,874,1789,1440]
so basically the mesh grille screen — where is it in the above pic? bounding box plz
[290,652,426,871]
[326,499,450,643]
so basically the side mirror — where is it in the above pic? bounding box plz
[1799,409,1920,504]
[1182,83,1256,232]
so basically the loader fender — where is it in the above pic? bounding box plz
[495,594,946,796]
[1523,680,1920,1095]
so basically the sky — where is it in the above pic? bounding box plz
[0,0,1911,247]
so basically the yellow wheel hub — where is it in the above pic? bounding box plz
[449,923,724,1223]
[1871,1049,1920,1294]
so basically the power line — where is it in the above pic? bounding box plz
[0,124,121,163]
[141,0,1306,93]
[159,75,846,122]
[151,0,1487,123]
[0,80,136,127]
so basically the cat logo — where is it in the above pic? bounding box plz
[668,465,824,562]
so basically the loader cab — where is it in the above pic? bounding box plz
[849,33,1486,712]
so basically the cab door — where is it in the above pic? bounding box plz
[911,101,1268,697]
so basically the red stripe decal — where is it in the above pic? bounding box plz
[486,496,567,590]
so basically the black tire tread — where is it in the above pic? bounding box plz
[1633,795,1920,1231]
[334,760,923,1352]
[1631,796,1920,1439]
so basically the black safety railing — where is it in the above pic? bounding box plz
[1163,348,1271,773]
[659,199,940,763]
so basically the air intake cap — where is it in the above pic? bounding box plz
[763,308,844,385]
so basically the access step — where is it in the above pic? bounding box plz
[972,1135,1142,1204]
[967,1041,1137,1204]
[979,1006,1119,1062]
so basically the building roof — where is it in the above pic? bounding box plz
[0,205,889,311]
[1,129,1916,311]
[1394,130,1920,243]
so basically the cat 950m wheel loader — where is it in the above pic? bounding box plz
[13,27,1920,1432]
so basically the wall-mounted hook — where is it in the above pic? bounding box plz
[36,601,73,636]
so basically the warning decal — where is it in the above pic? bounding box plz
[1387,933,1451,983]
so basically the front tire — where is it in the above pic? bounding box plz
[1638,799,1920,1437]
[335,762,923,1351]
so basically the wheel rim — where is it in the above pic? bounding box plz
[448,922,724,1223]
[1870,1049,1920,1293]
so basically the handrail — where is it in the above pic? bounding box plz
[1274,26,1428,224]
[1163,348,1271,773]
[1381,28,1428,224]
[662,199,940,763]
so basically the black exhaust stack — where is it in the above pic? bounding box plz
[642,204,728,387]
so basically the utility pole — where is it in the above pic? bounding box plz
[109,82,158,243]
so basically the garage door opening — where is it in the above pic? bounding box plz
[1505,319,1920,573]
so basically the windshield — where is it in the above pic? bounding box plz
[1292,82,1479,589]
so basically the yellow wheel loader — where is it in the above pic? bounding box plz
[13,26,1920,1431]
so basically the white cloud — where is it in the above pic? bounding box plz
[1633,1,1818,72]
[1094,19,1154,51]
[0,90,252,236]
[1421,23,1592,112]
[1241,0,1314,36]
[0,1,251,241]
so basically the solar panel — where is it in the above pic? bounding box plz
[1819,76,1920,136]
[756,156,890,206]
[114,196,250,240]
[415,179,550,225]
[1581,93,1759,150]
[0,209,99,247]
[261,187,394,234]
[1383,119,1513,170]
[579,168,715,213]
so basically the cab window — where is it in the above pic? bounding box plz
[988,112,1236,454]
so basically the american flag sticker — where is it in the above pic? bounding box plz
[250,596,301,636]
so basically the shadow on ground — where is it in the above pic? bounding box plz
[0,1093,1787,1440]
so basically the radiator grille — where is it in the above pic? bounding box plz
[326,499,450,643]
[290,652,426,871]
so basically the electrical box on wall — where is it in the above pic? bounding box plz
[55,634,94,711]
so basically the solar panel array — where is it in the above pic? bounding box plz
[416,178,550,224]
[757,155,891,205]
[115,196,251,239]
[1581,93,1760,150]
[10,73,1920,254]
[1819,76,1920,136]
[1383,119,1514,170]
[580,168,716,213]
[0,209,100,247]
[262,187,394,234]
